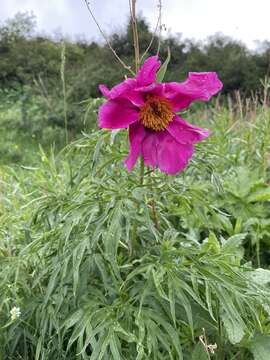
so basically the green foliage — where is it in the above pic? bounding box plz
[0,86,102,164]
[0,103,270,359]
[249,335,270,360]
[1,12,270,100]
[1,11,270,360]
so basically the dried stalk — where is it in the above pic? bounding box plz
[84,0,135,76]
[60,42,68,145]
[129,0,140,72]
[199,328,217,359]
[156,0,162,55]
[140,0,162,61]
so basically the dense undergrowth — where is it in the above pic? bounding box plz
[1,103,270,359]
[0,87,102,164]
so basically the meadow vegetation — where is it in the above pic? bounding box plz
[0,11,270,360]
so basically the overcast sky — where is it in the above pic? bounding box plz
[1,0,270,49]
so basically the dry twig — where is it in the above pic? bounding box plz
[84,0,135,76]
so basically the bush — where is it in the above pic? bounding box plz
[1,104,270,359]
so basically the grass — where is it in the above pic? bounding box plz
[0,87,102,165]
[0,97,270,359]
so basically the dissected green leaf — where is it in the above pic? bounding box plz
[249,335,270,360]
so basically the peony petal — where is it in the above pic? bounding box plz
[136,56,161,86]
[99,78,144,107]
[124,122,146,171]
[99,84,111,98]
[124,91,145,107]
[110,78,137,98]
[135,83,164,96]
[142,131,193,175]
[156,132,194,175]
[98,56,162,105]
[141,131,159,168]
[165,72,223,111]
[98,98,139,129]
[167,116,209,144]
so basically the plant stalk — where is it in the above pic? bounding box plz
[130,0,140,72]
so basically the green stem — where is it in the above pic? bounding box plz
[150,171,159,229]
[217,314,225,360]
[60,42,68,145]
[139,156,144,185]
[256,236,261,267]
[130,157,145,257]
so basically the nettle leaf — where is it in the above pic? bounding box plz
[201,232,220,254]
[249,335,270,360]
[221,233,247,252]
[248,268,270,285]
[217,287,247,345]
[157,47,171,83]
[221,233,246,261]
[221,311,245,344]
[225,167,261,199]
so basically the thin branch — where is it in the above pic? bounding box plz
[156,0,162,55]
[141,0,162,60]
[83,0,135,76]
[129,0,140,72]
[199,328,217,359]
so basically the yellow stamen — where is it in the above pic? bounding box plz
[139,96,174,131]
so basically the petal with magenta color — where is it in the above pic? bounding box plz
[136,56,161,86]
[141,131,159,168]
[156,131,194,175]
[166,116,209,144]
[99,79,144,107]
[124,122,146,171]
[98,98,139,129]
[165,72,223,111]
[142,131,194,175]
[99,84,111,98]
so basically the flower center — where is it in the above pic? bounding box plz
[139,96,174,131]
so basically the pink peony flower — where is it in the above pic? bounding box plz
[98,56,222,175]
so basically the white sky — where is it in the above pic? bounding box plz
[1,0,270,49]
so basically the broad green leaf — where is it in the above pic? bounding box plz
[249,268,270,285]
[191,342,209,360]
[249,335,270,360]
[222,233,246,253]
[221,312,245,344]
[157,47,171,82]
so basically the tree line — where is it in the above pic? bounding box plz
[1,12,270,100]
